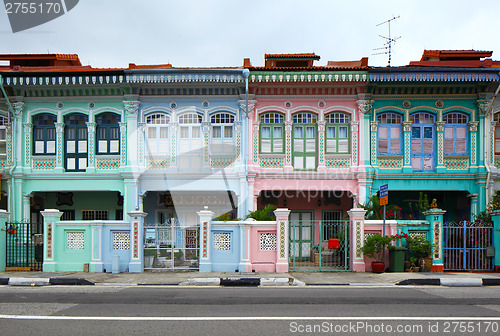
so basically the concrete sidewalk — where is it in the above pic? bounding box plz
[1,270,500,287]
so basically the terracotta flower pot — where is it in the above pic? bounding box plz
[371,261,385,273]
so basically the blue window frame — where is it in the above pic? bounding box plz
[377,113,402,155]
[410,113,436,171]
[443,113,468,155]
[96,113,120,155]
[33,113,57,155]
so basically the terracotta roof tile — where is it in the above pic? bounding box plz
[265,53,320,59]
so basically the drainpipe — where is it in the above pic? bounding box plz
[242,69,250,216]
[484,72,500,201]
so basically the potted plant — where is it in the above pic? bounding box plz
[246,204,276,221]
[360,233,393,273]
[407,235,433,272]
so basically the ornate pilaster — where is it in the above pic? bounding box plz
[86,122,96,167]
[6,123,12,165]
[477,99,490,116]
[402,121,412,167]
[169,122,178,164]
[357,99,373,119]
[119,122,127,165]
[23,123,33,166]
[318,120,326,167]
[238,98,256,119]
[13,101,24,117]
[252,121,259,164]
[370,121,378,166]
[351,121,359,166]
[469,121,479,166]
[285,120,293,167]
[234,121,242,163]
[491,121,496,166]
[123,100,140,116]
[55,122,64,167]
[435,121,446,168]
[202,122,210,165]
[137,122,146,165]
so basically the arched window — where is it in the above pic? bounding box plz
[64,113,89,171]
[211,112,235,154]
[0,115,8,159]
[444,112,468,155]
[178,113,203,168]
[96,113,120,155]
[377,113,402,155]
[292,112,317,170]
[260,113,284,154]
[410,113,436,171]
[325,113,350,154]
[33,113,57,155]
[146,113,170,155]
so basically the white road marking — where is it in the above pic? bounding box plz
[1,315,500,321]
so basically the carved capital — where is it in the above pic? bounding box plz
[13,102,24,116]
[370,120,378,132]
[234,121,242,132]
[317,120,326,132]
[252,121,260,132]
[86,122,96,133]
[201,122,211,133]
[402,121,412,132]
[285,121,293,132]
[468,121,479,132]
[476,99,490,115]
[123,100,140,115]
[435,121,446,132]
[357,99,373,115]
[137,122,146,132]
[238,99,256,118]
[350,120,359,132]
[55,122,64,133]
[23,122,33,133]
[119,122,127,133]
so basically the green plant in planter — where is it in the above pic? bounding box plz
[359,233,393,263]
[246,204,276,221]
[406,235,433,259]
[409,192,430,218]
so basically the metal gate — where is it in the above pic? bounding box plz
[5,221,43,271]
[143,218,199,270]
[443,221,494,271]
[289,220,350,271]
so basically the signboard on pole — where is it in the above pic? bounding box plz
[379,184,388,206]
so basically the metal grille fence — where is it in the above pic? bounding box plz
[289,220,350,272]
[143,218,199,270]
[443,221,494,271]
[5,221,43,271]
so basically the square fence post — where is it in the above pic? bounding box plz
[348,208,367,272]
[0,210,10,271]
[40,209,63,272]
[423,208,446,272]
[274,208,290,273]
[127,211,147,273]
[198,207,214,272]
[491,211,500,272]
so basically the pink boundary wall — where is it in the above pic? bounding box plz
[362,220,400,272]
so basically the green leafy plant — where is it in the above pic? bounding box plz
[406,235,433,259]
[409,192,430,215]
[359,233,393,262]
[358,195,402,220]
[246,204,276,221]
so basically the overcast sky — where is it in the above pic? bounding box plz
[1,0,499,69]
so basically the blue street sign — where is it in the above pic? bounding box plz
[380,184,388,197]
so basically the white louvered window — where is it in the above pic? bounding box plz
[146,113,170,156]
[211,112,235,155]
[325,113,351,154]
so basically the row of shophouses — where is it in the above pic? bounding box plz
[0,50,500,274]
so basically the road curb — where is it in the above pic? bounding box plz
[396,278,500,287]
[8,277,50,286]
[49,278,95,286]
[396,279,441,286]
[440,278,483,287]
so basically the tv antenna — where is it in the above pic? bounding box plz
[373,15,401,67]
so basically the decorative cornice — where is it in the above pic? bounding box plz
[3,74,125,86]
[250,71,368,83]
[370,72,498,82]
[126,73,244,84]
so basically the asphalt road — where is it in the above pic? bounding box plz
[1,285,500,335]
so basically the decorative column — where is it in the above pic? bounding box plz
[351,121,359,168]
[0,210,10,271]
[55,122,64,172]
[86,122,96,172]
[127,210,147,273]
[317,120,326,171]
[252,121,260,166]
[6,123,12,165]
[274,208,290,272]
[234,121,242,164]
[119,122,127,166]
[284,121,293,172]
[123,98,140,167]
[423,208,446,272]
[402,121,412,172]
[41,209,63,272]
[491,121,496,167]
[13,101,25,167]
[170,122,178,165]
[435,121,446,173]
[198,207,215,272]
[348,208,367,272]
[239,221,251,273]
[23,123,33,168]
[202,122,211,167]
[90,222,103,272]
[137,122,146,165]
[490,211,500,272]
[370,121,378,167]
[469,121,479,170]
